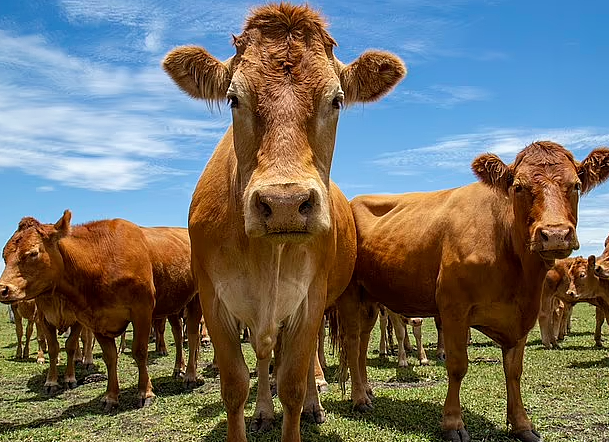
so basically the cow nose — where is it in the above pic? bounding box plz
[254,186,315,231]
[565,289,578,299]
[537,226,574,249]
[0,284,13,300]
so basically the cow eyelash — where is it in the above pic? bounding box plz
[227,94,239,109]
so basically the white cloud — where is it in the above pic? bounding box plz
[403,85,491,108]
[0,30,229,191]
[374,127,609,176]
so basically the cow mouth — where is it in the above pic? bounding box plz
[263,231,313,244]
[538,249,572,261]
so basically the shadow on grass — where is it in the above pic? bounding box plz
[323,396,516,442]
[568,355,609,369]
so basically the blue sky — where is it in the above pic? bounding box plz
[1,0,609,274]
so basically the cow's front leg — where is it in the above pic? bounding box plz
[503,336,541,442]
[202,294,249,442]
[441,318,470,442]
[276,304,324,442]
[302,345,325,424]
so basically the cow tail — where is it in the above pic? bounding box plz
[327,305,349,397]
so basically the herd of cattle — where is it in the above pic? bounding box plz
[1,3,609,442]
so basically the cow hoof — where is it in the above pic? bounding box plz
[437,353,446,362]
[317,382,329,393]
[66,380,78,390]
[595,341,603,348]
[37,357,45,364]
[138,397,154,408]
[442,428,470,442]
[173,369,185,380]
[250,416,274,433]
[183,379,198,391]
[353,402,373,413]
[43,384,62,395]
[157,350,168,356]
[83,363,96,371]
[302,409,326,425]
[102,399,118,413]
[420,358,430,366]
[512,429,542,442]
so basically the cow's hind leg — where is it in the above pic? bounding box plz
[82,327,95,370]
[167,314,185,378]
[23,317,34,360]
[96,334,120,412]
[154,318,168,356]
[64,323,83,389]
[42,319,61,394]
[503,336,541,442]
[35,320,46,364]
[183,296,202,390]
[132,313,155,408]
[251,355,274,432]
[594,306,604,347]
[14,307,23,359]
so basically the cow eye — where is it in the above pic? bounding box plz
[513,183,523,193]
[332,92,344,110]
[227,94,239,109]
[573,182,581,193]
[26,250,39,259]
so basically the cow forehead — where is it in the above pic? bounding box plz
[514,143,578,184]
[3,228,44,257]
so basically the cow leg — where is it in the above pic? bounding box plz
[357,302,378,402]
[251,355,274,433]
[154,318,168,356]
[183,296,202,390]
[390,313,408,368]
[276,308,324,442]
[23,317,34,360]
[82,327,95,370]
[96,334,120,411]
[317,318,327,371]
[314,343,328,393]
[441,319,470,442]
[14,306,23,359]
[42,319,61,394]
[378,307,388,358]
[302,345,326,425]
[503,337,541,442]
[118,331,127,354]
[167,314,185,378]
[435,316,446,361]
[35,320,46,364]
[64,323,83,389]
[594,306,604,347]
[412,322,429,365]
[132,314,155,408]
[538,293,555,349]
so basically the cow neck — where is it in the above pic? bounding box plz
[54,233,96,313]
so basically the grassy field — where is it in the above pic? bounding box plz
[0,303,607,442]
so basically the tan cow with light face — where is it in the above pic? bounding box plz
[334,141,609,442]
[162,3,405,442]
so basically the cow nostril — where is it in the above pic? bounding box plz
[299,200,313,216]
[540,230,549,242]
[0,285,8,298]
[255,193,273,219]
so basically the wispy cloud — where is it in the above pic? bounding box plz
[374,127,609,176]
[0,30,228,191]
[403,85,491,108]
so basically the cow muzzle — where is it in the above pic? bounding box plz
[245,183,330,241]
[531,224,578,260]
[0,283,20,304]
[594,264,609,280]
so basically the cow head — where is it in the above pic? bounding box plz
[564,257,589,300]
[0,211,71,303]
[591,253,609,280]
[472,141,609,261]
[163,3,405,242]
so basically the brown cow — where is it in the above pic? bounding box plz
[334,141,609,442]
[0,213,202,410]
[34,290,95,393]
[539,256,609,348]
[10,299,45,363]
[162,3,405,441]
[379,306,430,367]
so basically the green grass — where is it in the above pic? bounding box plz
[0,303,607,441]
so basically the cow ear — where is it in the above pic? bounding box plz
[587,255,596,273]
[339,51,406,104]
[471,153,513,194]
[578,147,609,193]
[53,210,72,237]
[162,46,231,102]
